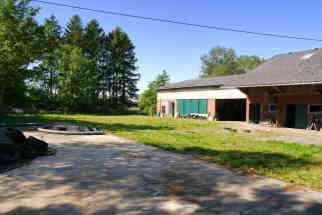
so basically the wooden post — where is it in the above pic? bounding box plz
[207,99,216,120]
[246,98,250,122]
[276,102,285,128]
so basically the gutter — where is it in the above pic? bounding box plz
[157,84,222,91]
[222,81,322,89]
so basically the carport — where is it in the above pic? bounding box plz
[216,99,246,121]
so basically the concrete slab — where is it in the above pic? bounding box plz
[0,132,321,215]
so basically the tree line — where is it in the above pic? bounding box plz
[0,0,139,113]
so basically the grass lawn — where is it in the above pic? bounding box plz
[3,113,322,190]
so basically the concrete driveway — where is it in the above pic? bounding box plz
[0,132,322,215]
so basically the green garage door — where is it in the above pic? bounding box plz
[250,104,261,124]
[177,99,208,116]
[295,104,307,129]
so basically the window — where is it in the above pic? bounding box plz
[309,104,322,113]
[268,104,277,112]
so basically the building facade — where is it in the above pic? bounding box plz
[157,48,322,129]
[157,87,247,120]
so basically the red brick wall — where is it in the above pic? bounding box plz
[247,94,322,127]
[207,99,216,117]
[248,95,322,105]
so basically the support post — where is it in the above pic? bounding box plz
[276,102,285,128]
[207,99,216,120]
[246,98,250,122]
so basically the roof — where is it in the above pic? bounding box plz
[158,74,243,90]
[225,48,322,88]
[159,48,322,90]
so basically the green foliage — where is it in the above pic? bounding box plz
[32,15,61,109]
[0,0,42,110]
[57,45,93,112]
[106,27,139,107]
[200,46,264,78]
[64,15,84,47]
[0,1,140,113]
[139,70,170,115]
[238,55,264,72]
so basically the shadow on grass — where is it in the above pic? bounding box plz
[2,114,172,132]
[183,146,320,171]
[136,137,322,178]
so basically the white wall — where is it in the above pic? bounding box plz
[157,88,246,100]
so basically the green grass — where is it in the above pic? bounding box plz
[3,113,322,190]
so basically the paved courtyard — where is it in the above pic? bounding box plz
[221,122,322,146]
[0,132,322,215]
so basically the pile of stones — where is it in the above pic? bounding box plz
[0,128,51,164]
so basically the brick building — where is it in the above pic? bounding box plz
[157,48,322,129]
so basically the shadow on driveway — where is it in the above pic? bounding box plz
[0,133,322,215]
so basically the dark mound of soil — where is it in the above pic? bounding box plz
[0,128,54,172]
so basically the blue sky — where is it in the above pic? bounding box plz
[31,0,322,92]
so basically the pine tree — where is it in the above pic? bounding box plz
[106,27,139,107]
[64,15,84,47]
[83,20,105,103]
[83,19,104,59]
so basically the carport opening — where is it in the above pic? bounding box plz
[216,99,246,121]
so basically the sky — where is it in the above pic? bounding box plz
[31,0,322,92]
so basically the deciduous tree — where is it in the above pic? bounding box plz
[0,0,42,110]
[32,15,62,106]
[139,70,170,115]
[200,46,264,78]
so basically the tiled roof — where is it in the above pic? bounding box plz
[159,48,322,90]
[225,48,322,88]
[158,74,243,90]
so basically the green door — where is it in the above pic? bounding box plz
[184,100,190,115]
[199,99,208,114]
[177,99,190,116]
[251,104,261,124]
[176,99,208,116]
[191,99,199,113]
[177,100,183,115]
[295,104,307,129]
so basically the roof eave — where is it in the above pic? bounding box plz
[223,81,322,89]
[157,84,222,91]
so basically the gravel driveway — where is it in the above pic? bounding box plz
[0,132,322,215]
